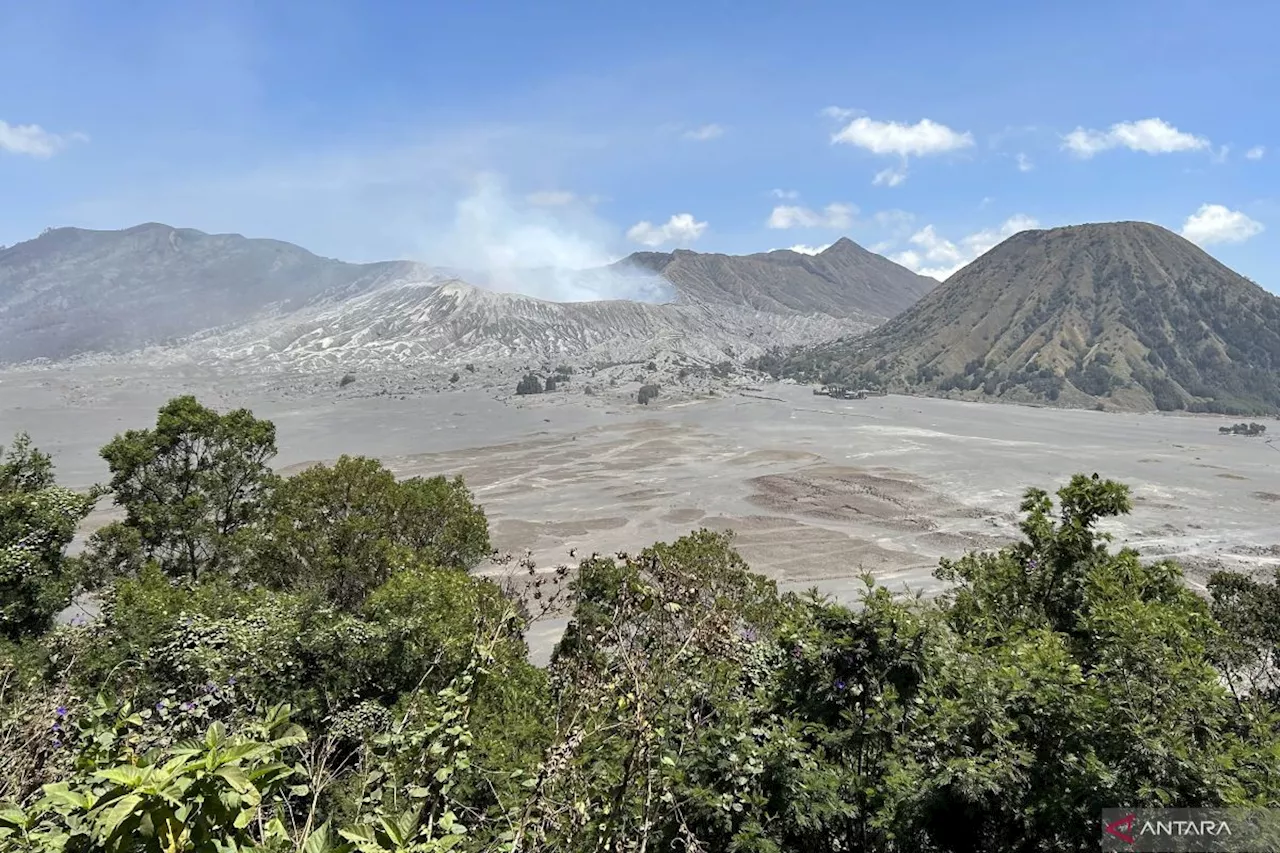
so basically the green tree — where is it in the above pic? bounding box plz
[97,397,277,580]
[0,434,54,493]
[246,456,490,610]
[0,435,99,641]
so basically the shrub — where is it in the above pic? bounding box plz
[516,374,544,395]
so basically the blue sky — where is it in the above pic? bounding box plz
[1,0,1276,291]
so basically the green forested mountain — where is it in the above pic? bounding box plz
[759,222,1280,414]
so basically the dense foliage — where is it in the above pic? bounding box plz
[4,402,1280,851]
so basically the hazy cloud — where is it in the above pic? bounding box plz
[892,214,1039,280]
[683,123,724,141]
[1062,118,1209,158]
[626,213,708,247]
[0,120,85,158]
[1180,204,1264,246]
[821,106,860,122]
[1016,152,1033,172]
[1245,145,1266,160]
[767,203,856,230]
[525,190,578,206]
[873,166,908,187]
[770,188,800,199]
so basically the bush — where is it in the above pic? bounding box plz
[516,374,544,395]
[339,373,356,388]
[638,384,660,405]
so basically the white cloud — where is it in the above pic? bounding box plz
[1062,118,1209,158]
[626,213,708,247]
[1180,204,1264,246]
[781,243,832,255]
[767,202,856,230]
[872,166,908,187]
[1016,152,1033,172]
[683,123,724,141]
[891,214,1039,280]
[770,188,800,199]
[821,106,859,122]
[0,120,85,158]
[1246,145,1266,160]
[525,190,577,206]
[832,116,974,157]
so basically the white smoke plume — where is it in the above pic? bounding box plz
[417,173,674,304]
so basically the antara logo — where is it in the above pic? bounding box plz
[1104,813,1136,845]
[1103,811,1234,846]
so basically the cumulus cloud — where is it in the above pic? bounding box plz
[525,190,577,206]
[873,166,908,187]
[767,203,856,230]
[0,120,85,158]
[891,214,1039,280]
[780,243,832,255]
[1062,118,1209,158]
[770,188,800,199]
[1180,204,1264,246]
[832,116,974,157]
[626,213,708,247]
[1016,152,1034,172]
[1246,145,1266,160]
[683,123,724,141]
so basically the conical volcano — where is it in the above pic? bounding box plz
[772,221,1280,414]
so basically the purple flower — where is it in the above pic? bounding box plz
[51,739,62,749]
[227,677,236,685]
[55,706,67,718]
[156,700,166,711]
[181,702,196,712]
[835,679,847,692]
[740,627,758,643]
[51,723,63,733]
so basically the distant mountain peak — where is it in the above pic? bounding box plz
[821,236,861,254]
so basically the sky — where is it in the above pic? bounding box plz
[1,0,1277,294]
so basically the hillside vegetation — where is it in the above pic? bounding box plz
[758,222,1280,415]
[4,400,1280,851]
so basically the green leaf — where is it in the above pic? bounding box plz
[214,765,253,794]
[91,793,144,837]
[92,766,146,789]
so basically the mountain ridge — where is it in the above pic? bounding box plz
[0,223,924,367]
[617,236,935,320]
